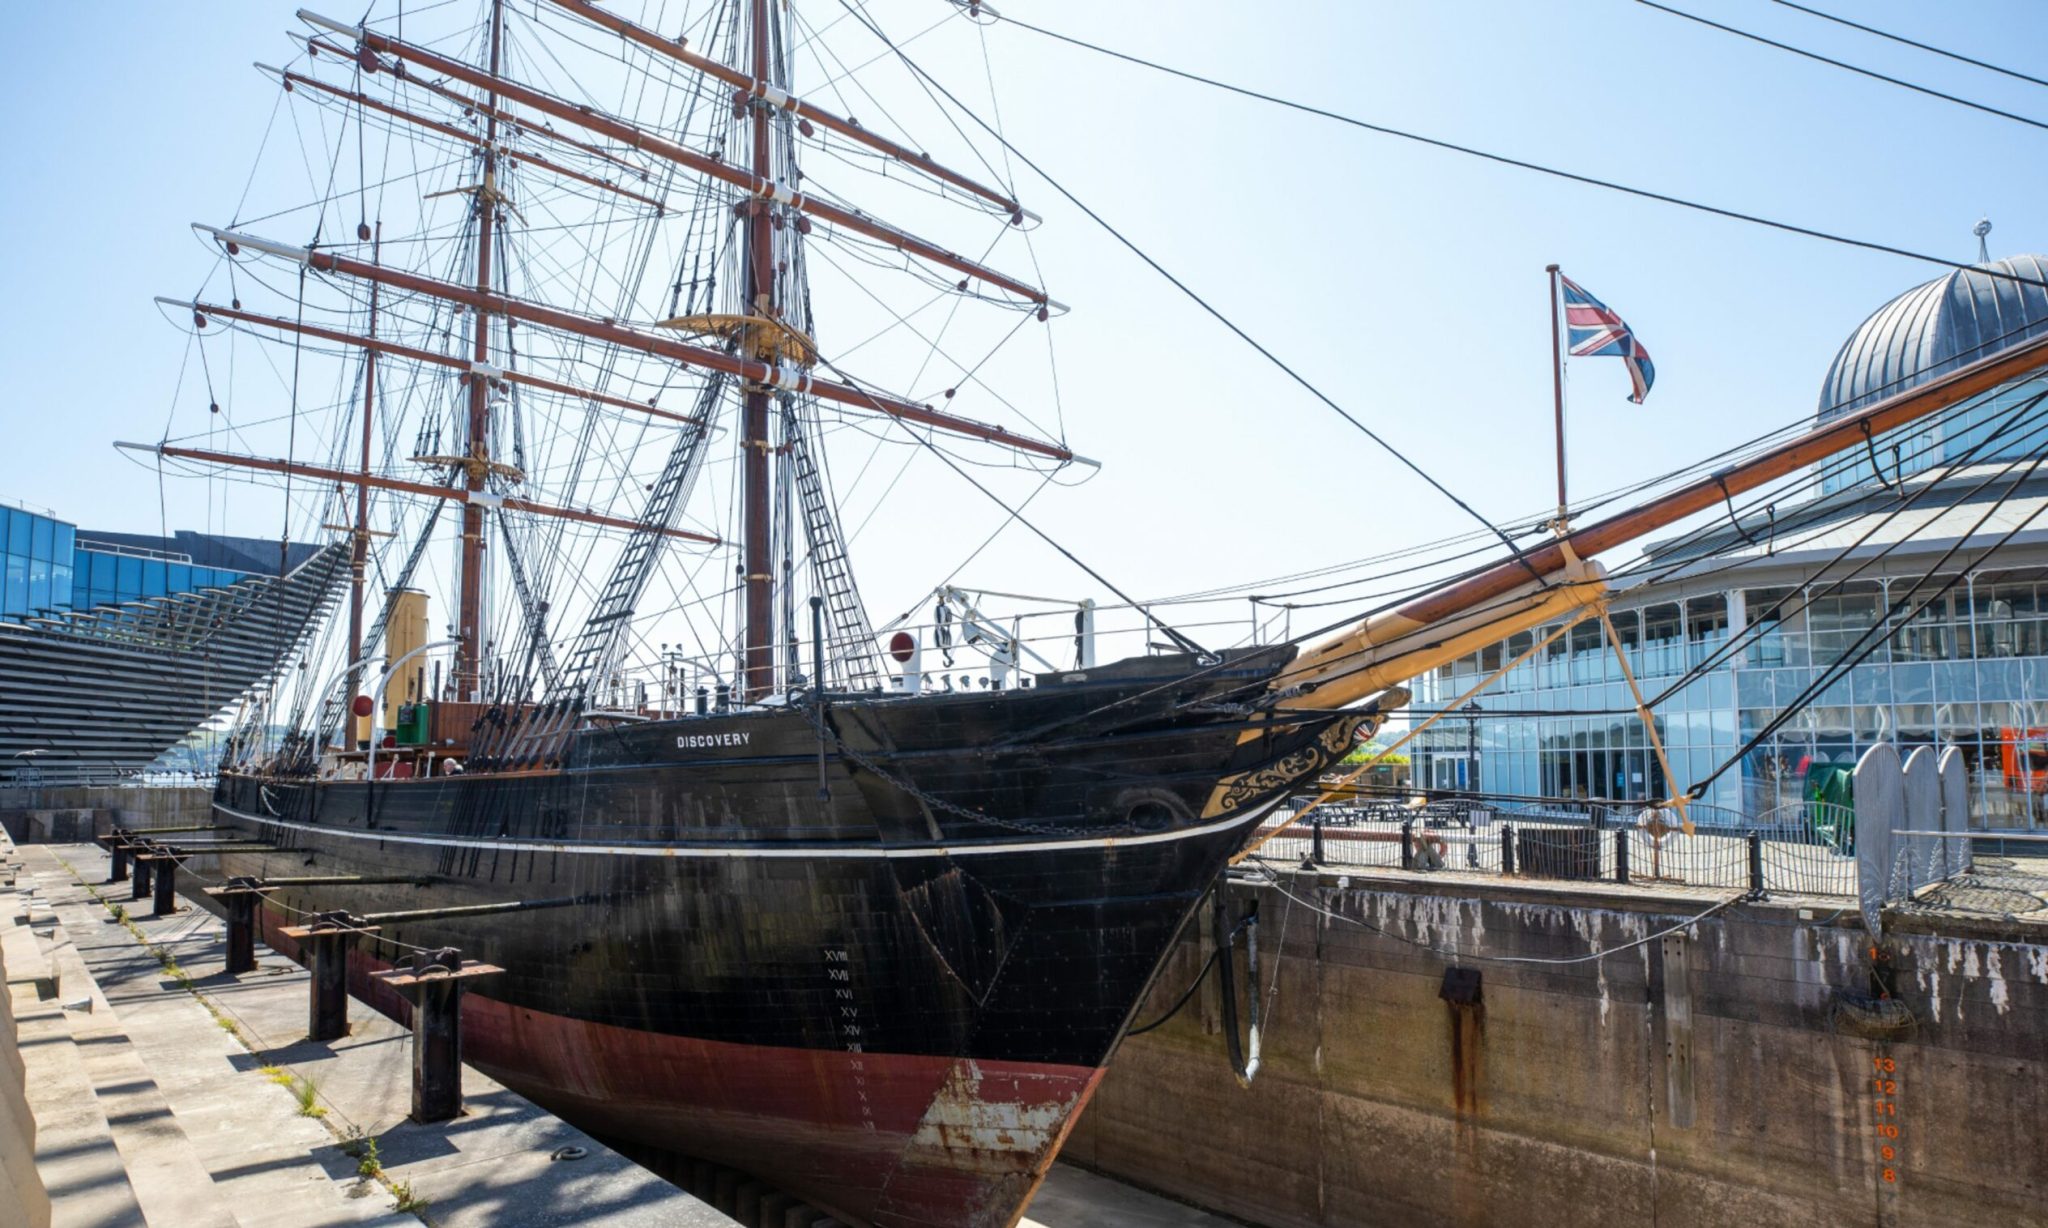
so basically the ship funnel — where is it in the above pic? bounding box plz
[383,589,429,731]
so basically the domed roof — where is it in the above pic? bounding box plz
[1817,254,2048,422]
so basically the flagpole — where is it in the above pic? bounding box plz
[1547,263,1568,525]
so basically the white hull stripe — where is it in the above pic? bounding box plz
[211,801,1271,861]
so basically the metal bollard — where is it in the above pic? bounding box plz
[1615,827,1631,884]
[1309,811,1326,868]
[151,855,178,917]
[1747,829,1765,897]
[1400,821,1415,870]
[1500,823,1516,876]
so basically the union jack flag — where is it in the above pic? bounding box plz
[1561,274,1656,404]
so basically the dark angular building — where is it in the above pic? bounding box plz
[0,503,345,782]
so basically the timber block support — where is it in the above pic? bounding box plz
[149,854,179,917]
[282,914,380,1043]
[370,947,504,1123]
[203,877,266,975]
[97,833,129,882]
[129,848,153,901]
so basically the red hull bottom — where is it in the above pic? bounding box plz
[265,917,1104,1228]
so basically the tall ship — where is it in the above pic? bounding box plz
[138,2,2048,1225]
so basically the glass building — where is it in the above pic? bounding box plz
[1414,255,2048,829]
[1,502,293,621]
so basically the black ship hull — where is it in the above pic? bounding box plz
[202,649,1382,1227]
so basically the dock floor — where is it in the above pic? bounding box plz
[14,840,1235,1228]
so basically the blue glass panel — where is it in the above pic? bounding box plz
[140,560,167,598]
[168,563,192,594]
[51,562,71,610]
[28,558,50,611]
[52,523,73,561]
[115,556,142,601]
[6,510,28,555]
[2,556,22,616]
[29,517,52,563]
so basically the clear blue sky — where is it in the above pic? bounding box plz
[2,0,2044,659]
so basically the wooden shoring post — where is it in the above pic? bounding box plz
[1233,611,1594,865]
[281,914,381,1042]
[1594,604,1694,835]
[370,948,504,1123]
[106,837,130,883]
[129,849,154,901]
[150,853,179,917]
[203,877,266,976]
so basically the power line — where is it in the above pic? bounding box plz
[1770,0,2048,92]
[1634,0,2048,134]
[979,7,2048,295]
[836,1,1535,568]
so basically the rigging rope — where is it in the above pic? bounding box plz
[977,7,2048,296]
[1634,0,2048,134]
[837,1,1537,573]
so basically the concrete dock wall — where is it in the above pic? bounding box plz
[0,786,212,843]
[1065,872,2047,1228]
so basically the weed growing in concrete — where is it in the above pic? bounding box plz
[354,1135,383,1179]
[291,1075,327,1119]
[391,1180,431,1215]
[62,851,431,1224]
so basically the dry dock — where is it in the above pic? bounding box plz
[1065,853,2048,1228]
[2,817,1240,1228]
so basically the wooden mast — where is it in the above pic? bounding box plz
[740,0,777,699]
[346,223,381,738]
[540,0,1026,220]
[303,16,1053,307]
[455,0,506,702]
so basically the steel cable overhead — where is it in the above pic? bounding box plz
[1769,0,2048,92]
[836,0,1537,570]
[1635,0,2048,133]
[974,6,2048,295]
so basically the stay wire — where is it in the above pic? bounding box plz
[1690,443,2048,797]
[1768,0,2048,92]
[816,353,1207,655]
[982,8,2048,296]
[1636,0,2048,134]
[839,1,1538,575]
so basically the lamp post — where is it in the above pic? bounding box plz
[1464,701,1483,797]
